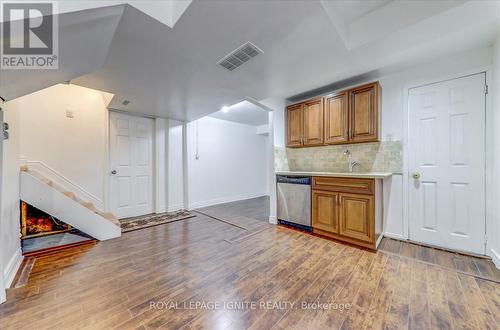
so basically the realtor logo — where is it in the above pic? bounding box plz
[1,1,58,69]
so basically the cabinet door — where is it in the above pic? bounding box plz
[312,190,339,234]
[303,98,324,146]
[349,82,379,143]
[324,92,348,144]
[339,193,374,243]
[286,103,303,147]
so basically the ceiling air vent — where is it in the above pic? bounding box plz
[217,42,263,71]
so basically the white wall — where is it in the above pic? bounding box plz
[272,46,494,240]
[259,97,286,224]
[1,97,22,288]
[0,107,4,303]
[155,118,167,213]
[167,119,184,211]
[17,84,111,209]
[0,84,113,289]
[261,97,286,148]
[187,116,268,209]
[490,34,500,268]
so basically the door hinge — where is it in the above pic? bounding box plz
[485,85,488,94]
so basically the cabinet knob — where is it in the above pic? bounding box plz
[111,170,117,175]
[412,172,421,180]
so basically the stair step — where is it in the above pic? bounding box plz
[82,202,97,212]
[99,212,120,226]
[41,177,53,186]
[63,191,76,200]
[21,171,122,240]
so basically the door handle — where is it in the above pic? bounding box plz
[111,170,117,175]
[412,172,421,180]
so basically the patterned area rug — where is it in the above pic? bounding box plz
[120,210,195,233]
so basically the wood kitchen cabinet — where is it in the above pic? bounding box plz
[312,190,339,234]
[339,193,374,243]
[349,82,380,143]
[303,98,324,146]
[311,176,382,249]
[286,98,323,147]
[285,81,380,147]
[286,103,303,147]
[324,91,348,144]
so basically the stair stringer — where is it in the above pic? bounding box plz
[20,171,121,241]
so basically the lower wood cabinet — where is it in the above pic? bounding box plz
[311,176,382,249]
[339,193,373,243]
[312,190,339,234]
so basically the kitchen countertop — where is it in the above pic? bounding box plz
[275,171,393,179]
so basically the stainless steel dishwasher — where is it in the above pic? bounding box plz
[276,175,311,231]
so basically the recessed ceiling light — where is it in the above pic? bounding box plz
[221,106,229,113]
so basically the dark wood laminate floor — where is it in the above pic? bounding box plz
[196,196,270,224]
[379,238,500,283]
[1,199,499,329]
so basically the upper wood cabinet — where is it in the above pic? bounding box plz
[303,98,324,146]
[286,98,324,147]
[286,103,303,147]
[324,91,348,144]
[349,82,380,143]
[285,81,380,147]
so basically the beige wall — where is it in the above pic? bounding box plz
[275,141,401,173]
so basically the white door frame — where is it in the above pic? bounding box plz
[402,67,492,255]
[107,110,157,217]
[0,105,6,304]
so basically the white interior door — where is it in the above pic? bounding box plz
[408,73,486,254]
[109,112,153,219]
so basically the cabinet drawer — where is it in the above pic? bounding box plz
[312,177,374,195]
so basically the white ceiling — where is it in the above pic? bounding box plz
[209,100,269,126]
[330,0,391,22]
[0,1,192,27]
[1,0,499,121]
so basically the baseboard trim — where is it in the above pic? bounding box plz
[375,233,384,248]
[490,248,500,270]
[189,193,267,210]
[268,216,277,225]
[382,232,405,240]
[4,248,23,289]
[167,203,185,212]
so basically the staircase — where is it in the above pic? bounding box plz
[20,166,121,240]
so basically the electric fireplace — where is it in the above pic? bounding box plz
[20,201,72,239]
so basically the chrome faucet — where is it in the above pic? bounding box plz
[343,149,359,173]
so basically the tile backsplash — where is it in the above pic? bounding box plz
[274,141,402,173]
